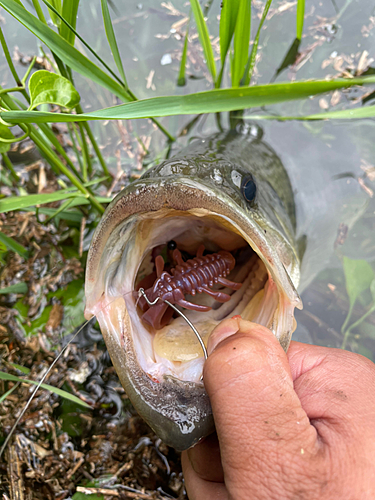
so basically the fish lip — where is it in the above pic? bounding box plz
[85,175,301,321]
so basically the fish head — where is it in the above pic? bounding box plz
[84,132,302,450]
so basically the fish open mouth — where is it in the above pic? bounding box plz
[85,179,302,386]
[128,210,275,383]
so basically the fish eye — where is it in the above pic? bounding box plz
[241,174,257,203]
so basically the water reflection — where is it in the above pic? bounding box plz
[0,0,374,356]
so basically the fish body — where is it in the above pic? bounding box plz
[85,127,366,450]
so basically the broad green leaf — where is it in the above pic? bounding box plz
[0,283,28,294]
[28,70,80,110]
[243,0,273,86]
[343,257,374,309]
[219,0,240,65]
[357,345,373,360]
[190,0,216,80]
[371,279,375,303]
[3,76,375,123]
[0,0,129,102]
[341,258,375,345]
[358,321,375,340]
[0,123,15,153]
[60,0,80,44]
[101,0,127,87]
[0,371,92,408]
[232,0,251,87]
[0,241,6,252]
[0,231,29,258]
[296,0,305,40]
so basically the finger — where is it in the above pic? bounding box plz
[186,433,224,483]
[181,450,228,500]
[203,318,320,495]
[287,341,375,424]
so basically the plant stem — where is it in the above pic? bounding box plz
[341,302,354,339]
[1,152,19,182]
[0,87,24,96]
[12,96,84,181]
[2,93,104,213]
[67,122,84,174]
[341,304,375,350]
[27,123,104,213]
[31,0,47,24]
[0,27,22,87]
[83,122,110,177]
[78,122,90,180]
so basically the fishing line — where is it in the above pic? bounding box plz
[138,288,208,360]
[0,288,207,457]
[0,315,97,459]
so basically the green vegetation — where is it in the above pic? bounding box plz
[0,370,92,407]
[0,1,374,366]
[0,0,374,214]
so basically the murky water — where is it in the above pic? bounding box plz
[1,0,374,358]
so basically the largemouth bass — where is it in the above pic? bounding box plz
[84,126,366,450]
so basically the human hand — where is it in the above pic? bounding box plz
[182,317,375,500]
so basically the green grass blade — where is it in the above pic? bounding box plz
[245,105,375,120]
[3,77,375,123]
[271,37,301,82]
[0,371,91,408]
[0,283,28,294]
[41,0,125,86]
[296,0,305,40]
[219,0,240,66]
[0,0,130,101]
[31,0,47,23]
[177,16,190,87]
[101,0,127,88]
[10,363,30,374]
[47,0,61,26]
[232,0,251,87]
[0,191,80,213]
[60,0,80,44]
[0,383,20,404]
[24,206,83,222]
[243,0,273,85]
[190,0,216,81]
[0,231,29,258]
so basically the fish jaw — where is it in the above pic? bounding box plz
[94,296,214,451]
[85,176,302,450]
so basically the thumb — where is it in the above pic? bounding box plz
[203,317,319,495]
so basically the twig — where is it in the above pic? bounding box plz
[76,487,119,496]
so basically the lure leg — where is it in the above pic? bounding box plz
[196,244,205,258]
[217,276,242,290]
[198,285,231,302]
[172,248,184,266]
[155,255,165,278]
[142,302,173,330]
[176,298,211,312]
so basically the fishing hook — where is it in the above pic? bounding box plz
[138,288,208,361]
